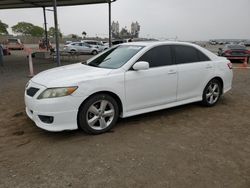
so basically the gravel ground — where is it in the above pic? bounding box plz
[0,46,250,188]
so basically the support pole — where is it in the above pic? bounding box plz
[108,1,112,47]
[43,7,49,51]
[53,0,61,66]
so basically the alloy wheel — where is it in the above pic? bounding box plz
[86,100,115,131]
[206,82,220,105]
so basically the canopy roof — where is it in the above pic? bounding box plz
[0,0,115,9]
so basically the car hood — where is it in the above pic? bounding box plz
[31,63,112,87]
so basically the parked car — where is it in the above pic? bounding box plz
[25,41,233,134]
[82,40,108,51]
[243,40,250,47]
[103,39,127,49]
[218,44,250,61]
[209,40,217,45]
[6,38,24,50]
[65,41,72,45]
[2,45,11,55]
[63,42,100,55]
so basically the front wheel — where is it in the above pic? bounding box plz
[202,79,222,107]
[78,94,119,134]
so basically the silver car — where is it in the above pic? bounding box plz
[82,40,108,51]
[63,42,100,55]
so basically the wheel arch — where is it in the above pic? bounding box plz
[77,90,123,122]
[212,76,224,94]
[205,76,224,94]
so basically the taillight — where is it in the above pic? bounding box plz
[225,50,232,55]
[227,62,233,69]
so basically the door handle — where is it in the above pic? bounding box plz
[168,70,177,74]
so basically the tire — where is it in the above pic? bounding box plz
[202,79,222,107]
[78,94,119,134]
[70,50,76,55]
[92,50,98,55]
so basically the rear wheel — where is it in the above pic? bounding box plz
[202,79,222,106]
[78,94,119,134]
[70,49,77,55]
[92,50,98,55]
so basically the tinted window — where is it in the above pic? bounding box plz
[82,43,91,47]
[174,45,199,64]
[197,50,210,61]
[138,45,173,68]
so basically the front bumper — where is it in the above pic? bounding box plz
[25,81,86,132]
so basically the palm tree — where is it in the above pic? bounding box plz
[82,31,87,39]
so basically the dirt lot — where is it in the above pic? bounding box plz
[0,46,250,188]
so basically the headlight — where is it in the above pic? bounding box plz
[38,87,78,99]
[25,81,30,89]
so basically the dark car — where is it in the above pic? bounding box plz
[244,40,250,47]
[1,45,11,56]
[218,44,250,61]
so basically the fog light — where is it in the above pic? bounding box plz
[38,115,54,124]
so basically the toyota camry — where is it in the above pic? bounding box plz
[25,41,233,134]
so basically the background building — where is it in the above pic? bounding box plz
[131,21,140,38]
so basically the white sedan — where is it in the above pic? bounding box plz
[63,42,100,55]
[25,41,233,134]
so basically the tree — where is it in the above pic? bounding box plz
[71,34,79,39]
[11,22,34,35]
[48,27,62,38]
[120,27,131,39]
[0,20,8,35]
[82,31,87,39]
[30,26,44,37]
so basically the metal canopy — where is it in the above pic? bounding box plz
[0,0,114,9]
[0,0,115,67]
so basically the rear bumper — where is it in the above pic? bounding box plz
[224,55,249,60]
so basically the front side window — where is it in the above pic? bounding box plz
[137,45,173,68]
[87,45,144,69]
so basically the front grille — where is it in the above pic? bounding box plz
[26,87,39,97]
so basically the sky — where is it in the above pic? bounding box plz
[0,0,250,41]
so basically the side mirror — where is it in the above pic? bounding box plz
[132,61,149,71]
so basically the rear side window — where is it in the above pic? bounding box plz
[197,50,210,61]
[138,45,173,68]
[174,45,210,64]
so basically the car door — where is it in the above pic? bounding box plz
[81,43,92,53]
[73,43,82,52]
[173,45,214,101]
[125,45,178,112]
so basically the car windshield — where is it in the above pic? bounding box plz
[86,45,144,69]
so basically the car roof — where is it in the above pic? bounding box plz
[225,44,246,49]
[120,41,201,47]
[83,40,98,42]
[120,41,219,60]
